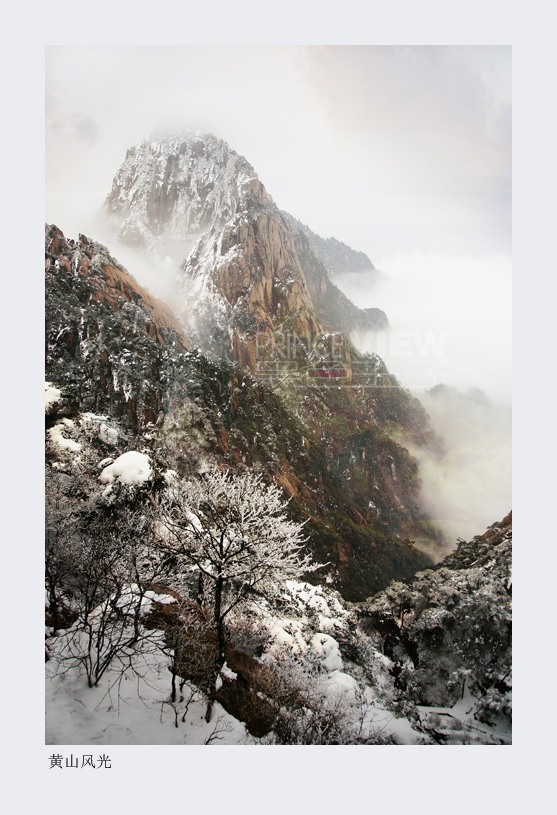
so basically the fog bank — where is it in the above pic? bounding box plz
[406,386,511,554]
[339,251,511,404]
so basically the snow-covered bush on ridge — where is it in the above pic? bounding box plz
[310,632,344,671]
[256,648,394,745]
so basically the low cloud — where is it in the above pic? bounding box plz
[338,251,511,549]
[340,250,512,404]
[405,385,511,554]
[74,113,99,144]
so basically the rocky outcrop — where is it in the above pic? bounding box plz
[46,224,188,348]
[358,513,512,717]
[104,133,266,255]
[179,203,323,366]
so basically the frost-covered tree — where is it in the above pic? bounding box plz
[46,457,174,690]
[48,503,173,688]
[159,466,320,720]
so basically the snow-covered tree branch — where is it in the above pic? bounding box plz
[158,466,322,719]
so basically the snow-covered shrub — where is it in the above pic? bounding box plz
[256,648,390,745]
[475,686,512,723]
[310,633,344,671]
[225,611,271,658]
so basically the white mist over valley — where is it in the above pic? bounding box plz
[335,250,512,549]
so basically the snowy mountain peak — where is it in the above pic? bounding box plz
[99,131,387,366]
[103,132,267,253]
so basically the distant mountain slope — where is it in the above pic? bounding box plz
[46,223,442,599]
[292,227,388,335]
[282,210,380,280]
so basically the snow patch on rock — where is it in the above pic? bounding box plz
[99,451,152,485]
[45,381,62,411]
[49,423,82,453]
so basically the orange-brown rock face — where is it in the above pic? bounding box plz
[178,196,339,375]
[217,209,322,343]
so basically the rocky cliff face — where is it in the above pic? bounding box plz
[100,133,387,369]
[178,198,323,368]
[104,133,265,256]
[45,224,189,432]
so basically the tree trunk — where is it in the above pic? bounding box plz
[197,572,206,607]
[205,575,226,722]
[48,587,59,634]
[171,666,177,703]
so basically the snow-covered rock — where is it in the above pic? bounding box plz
[357,513,512,740]
[49,423,82,453]
[99,451,152,485]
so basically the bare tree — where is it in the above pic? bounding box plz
[159,466,321,720]
[47,492,173,688]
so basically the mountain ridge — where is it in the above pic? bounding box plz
[46,132,448,599]
[45,220,444,600]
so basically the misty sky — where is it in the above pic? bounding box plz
[45,45,512,401]
[46,45,510,257]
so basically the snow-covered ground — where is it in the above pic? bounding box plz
[45,621,425,745]
[46,642,254,746]
[46,573,508,745]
